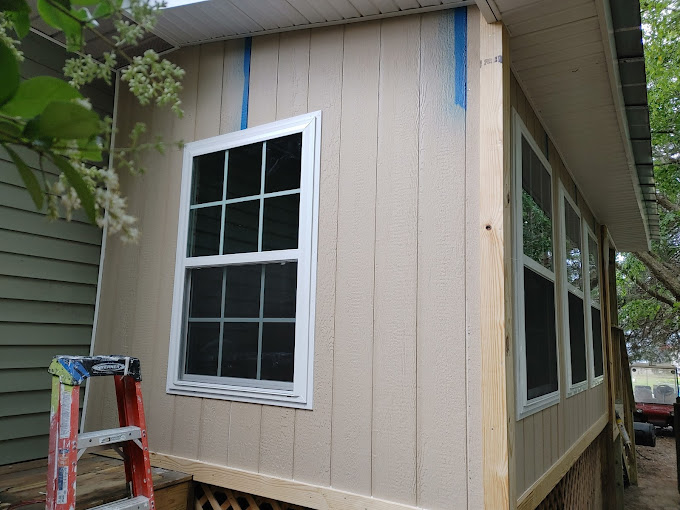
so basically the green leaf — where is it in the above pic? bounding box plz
[73,0,101,5]
[37,101,101,139]
[0,41,20,107]
[1,77,83,118]
[0,0,30,12]
[53,155,96,223]
[92,1,114,17]
[3,144,45,210]
[0,120,22,138]
[8,9,30,38]
[37,0,83,51]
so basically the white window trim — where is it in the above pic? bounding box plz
[166,111,321,409]
[584,224,605,387]
[512,110,561,420]
[559,185,589,398]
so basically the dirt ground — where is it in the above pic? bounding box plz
[625,431,680,509]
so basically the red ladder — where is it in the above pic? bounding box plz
[46,355,156,510]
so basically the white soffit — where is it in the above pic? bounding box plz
[499,0,652,251]
[152,0,470,46]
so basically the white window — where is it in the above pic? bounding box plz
[560,187,588,397]
[166,112,321,409]
[585,227,605,386]
[513,111,560,419]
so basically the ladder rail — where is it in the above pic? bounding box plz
[46,355,156,510]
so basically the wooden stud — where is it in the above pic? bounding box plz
[479,15,511,510]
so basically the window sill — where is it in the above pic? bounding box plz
[590,375,605,388]
[517,390,560,420]
[566,381,588,398]
[166,379,312,409]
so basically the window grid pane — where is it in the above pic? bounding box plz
[564,198,582,290]
[185,263,297,383]
[588,235,600,306]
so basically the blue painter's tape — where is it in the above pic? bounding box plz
[58,359,90,385]
[241,37,252,130]
[454,7,467,110]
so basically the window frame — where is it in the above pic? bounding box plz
[584,224,605,387]
[512,110,561,419]
[558,185,589,398]
[166,111,321,409]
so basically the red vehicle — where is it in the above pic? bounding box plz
[631,363,679,428]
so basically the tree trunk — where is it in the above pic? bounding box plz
[634,250,680,302]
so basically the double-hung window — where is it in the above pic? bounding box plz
[560,189,588,396]
[513,111,560,418]
[167,112,321,408]
[585,228,604,385]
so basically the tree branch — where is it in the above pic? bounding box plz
[656,193,680,213]
[630,273,676,307]
[634,250,680,302]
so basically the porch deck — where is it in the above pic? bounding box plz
[0,452,192,510]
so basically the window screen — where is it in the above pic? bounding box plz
[568,293,587,384]
[524,267,559,400]
[588,235,600,305]
[592,307,604,377]
[564,199,582,290]
[521,136,553,271]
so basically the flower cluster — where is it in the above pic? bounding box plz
[0,12,23,61]
[122,50,185,116]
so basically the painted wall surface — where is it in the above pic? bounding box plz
[0,33,111,465]
[86,8,483,508]
[510,73,608,497]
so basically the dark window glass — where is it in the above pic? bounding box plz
[223,200,259,254]
[227,142,262,199]
[592,307,604,377]
[524,267,559,400]
[521,136,553,271]
[568,292,587,384]
[188,267,222,318]
[265,133,302,193]
[185,322,220,375]
[221,322,259,379]
[262,194,299,251]
[261,322,295,382]
[564,199,582,290]
[188,206,221,257]
[191,151,225,204]
[264,262,297,318]
[224,264,261,318]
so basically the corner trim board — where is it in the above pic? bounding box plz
[516,413,608,510]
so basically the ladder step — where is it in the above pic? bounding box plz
[78,426,142,449]
[87,496,149,510]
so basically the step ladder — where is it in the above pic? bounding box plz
[46,355,156,510]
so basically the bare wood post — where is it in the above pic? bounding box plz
[479,15,511,510]
[675,397,680,494]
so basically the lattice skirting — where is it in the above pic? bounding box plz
[536,434,603,510]
[194,482,312,510]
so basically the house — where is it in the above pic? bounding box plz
[5,0,655,508]
[0,31,113,465]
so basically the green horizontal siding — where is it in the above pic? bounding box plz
[0,299,95,324]
[0,32,112,466]
[0,229,100,265]
[0,368,54,392]
[0,413,50,440]
[0,182,92,224]
[0,275,96,304]
[0,207,102,245]
[0,435,49,465]
[0,323,93,346]
[0,345,90,369]
[0,252,99,285]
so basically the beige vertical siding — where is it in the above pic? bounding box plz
[88,9,480,509]
[510,73,608,497]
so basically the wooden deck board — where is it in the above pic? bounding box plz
[0,453,192,510]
